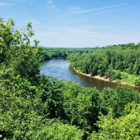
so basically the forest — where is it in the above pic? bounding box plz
[38,46,98,60]
[68,43,140,86]
[0,18,140,140]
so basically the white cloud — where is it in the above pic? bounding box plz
[0,2,7,6]
[46,0,58,11]
[68,6,81,11]
[47,0,52,4]
[69,4,126,15]
[0,2,13,7]
[48,4,56,10]
[91,5,140,16]
[71,28,92,34]
[36,31,58,36]
[32,20,41,26]
[70,28,123,39]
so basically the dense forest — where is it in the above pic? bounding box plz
[0,18,140,140]
[68,43,140,86]
[38,47,98,60]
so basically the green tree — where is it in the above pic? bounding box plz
[100,86,140,117]
[89,102,140,140]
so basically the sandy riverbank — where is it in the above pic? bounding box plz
[72,66,139,89]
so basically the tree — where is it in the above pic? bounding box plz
[0,18,42,139]
[0,18,41,82]
[89,102,140,140]
[100,86,140,117]
[33,119,84,140]
[33,39,40,47]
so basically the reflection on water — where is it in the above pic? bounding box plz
[40,59,118,92]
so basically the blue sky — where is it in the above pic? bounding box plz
[0,0,140,47]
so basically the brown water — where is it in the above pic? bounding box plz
[40,59,117,92]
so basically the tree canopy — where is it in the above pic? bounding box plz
[0,18,140,140]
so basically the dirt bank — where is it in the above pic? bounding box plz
[71,66,139,90]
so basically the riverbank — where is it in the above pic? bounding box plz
[71,65,139,90]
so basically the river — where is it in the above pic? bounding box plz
[40,59,117,91]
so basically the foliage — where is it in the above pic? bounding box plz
[1,18,140,140]
[68,43,140,85]
[135,77,140,86]
[89,102,140,140]
[32,119,84,140]
[100,86,140,117]
[38,47,98,60]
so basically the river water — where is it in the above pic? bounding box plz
[40,59,117,91]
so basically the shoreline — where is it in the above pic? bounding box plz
[71,65,139,89]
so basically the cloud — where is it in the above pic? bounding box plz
[75,30,104,37]
[71,28,92,35]
[69,4,126,15]
[8,0,26,2]
[32,20,41,26]
[0,2,9,6]
[36,31,58,36]
[0,2,14,7]
[68,6,81,11]
[48,4,56,10]
[70,28,122,39]
[47,0,52,4]
[46,0,58,11]
[91,5,140,16]
[71,28,96,36]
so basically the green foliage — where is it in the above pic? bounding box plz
[1,17,140,140]
[63,82,100,132]
[105,69,121,80]
[135,77,140,86]
[39,47,98,61]
[33,119,84,140]
[100,86,140,117]
[68,44,140,85]
[89,102,140,140]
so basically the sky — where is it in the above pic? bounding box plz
[0,0,140,47]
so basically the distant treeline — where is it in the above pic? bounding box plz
[38,47,98,60]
